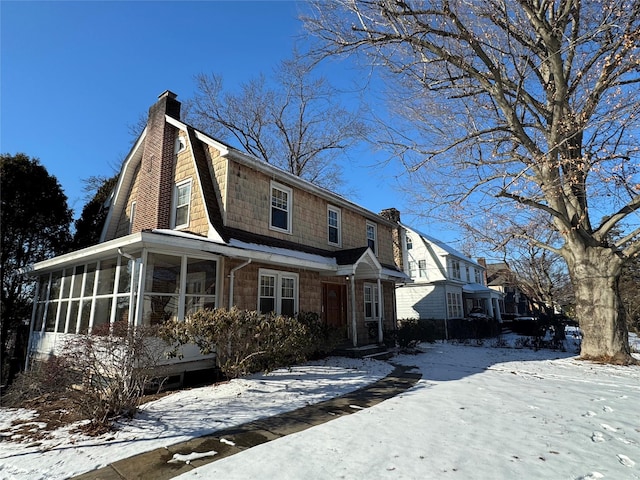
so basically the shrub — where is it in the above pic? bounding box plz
[160,308,332,379]
[60,321,167,433]
[4,322,166,434]
[397,319,438,347]
[2,355,74,407]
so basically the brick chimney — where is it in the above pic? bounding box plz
[131,91,181,232]
[379,208,404,271]
[476,257,488,285]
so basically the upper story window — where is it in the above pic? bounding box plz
[328,206,341,246]
[366,221,377,254]
[406,237,413,250]
[270,181,292,234]
[408,260,417,278]
[129,201,136,234]
[172,179,192,229]
[474,269,483,284]
[418,260,427,278]
[449,258,461,280]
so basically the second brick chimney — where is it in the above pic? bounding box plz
[131,91,181,233]
[379,208,404,271]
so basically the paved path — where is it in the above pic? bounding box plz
[73,364,421,480]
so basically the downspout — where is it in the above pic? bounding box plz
[229,259,252,310]
[377,278,383,344]
[350,274,357,346]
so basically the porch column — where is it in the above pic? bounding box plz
[377,278,383,344]
[486,296,495,318]
[493,298,502,322]
[350,275,357,347]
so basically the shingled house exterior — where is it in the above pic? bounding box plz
[26,91,408,372]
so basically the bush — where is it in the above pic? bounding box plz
[397,319,438,347]
[160,308,333,379]
[2,355,74,407]
[4,322,166,434]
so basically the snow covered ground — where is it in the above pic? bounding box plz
[1,331,639,480]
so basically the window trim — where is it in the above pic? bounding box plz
[269,181,293,234]
[447,291,463,318]
[449,258,461,280]
[366,221,377,255]
[257,268,299,316]
[363,283,380,320]
[327,205,342,247]
[172,179,192,230]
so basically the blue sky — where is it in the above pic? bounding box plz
[1,1,463,248]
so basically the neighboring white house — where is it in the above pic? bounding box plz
[395,224,503,322]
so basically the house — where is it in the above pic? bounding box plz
[389,217,503,327]
[483,261,530,318]
[25,91,409,373]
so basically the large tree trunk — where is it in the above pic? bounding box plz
[565,244,634,364]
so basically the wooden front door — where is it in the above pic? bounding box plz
[322,283,347,337]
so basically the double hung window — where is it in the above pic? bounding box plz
[258,269,298,316]
[366,222,377,254]
[270,182,292,233]
[173,180,192,229]
[364,283,380,320]
[328,206,341,246]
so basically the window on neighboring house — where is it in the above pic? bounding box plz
[129,201,136,234]
[449,259,461,280]
[418,260,427,278]
[408,260,417,278]
[447,292,463,318]
[328,206,341,246]
[474,269,483,284]
[258,269,298,316]
[364,283,380,319]
[270,182,292,233]
[406,237,413,250]
[366,222,377,254]
[173,180,192,229]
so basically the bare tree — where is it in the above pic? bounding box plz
[304,0,640,363]
[187,53,367,191]
[507,237,574,320]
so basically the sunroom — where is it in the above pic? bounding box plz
[26,231,227,372]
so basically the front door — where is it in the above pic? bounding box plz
[322,283,347,337]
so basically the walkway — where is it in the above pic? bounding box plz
[72,364,421,480]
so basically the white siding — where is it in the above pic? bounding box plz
[396,284,446,320]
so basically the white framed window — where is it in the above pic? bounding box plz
[366,221,377,254]
[449,258,461,280]
[418,260,427,278]
[172,179,192,229]
[406,237,413,250]
[270,181,292,233]
[129,201,137,234]
[474,268,483,284]
[408,260,417,278]
[447,291,463,318]
[258,269,298,316]
[328,206,341,246]
[364,283,380,320]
